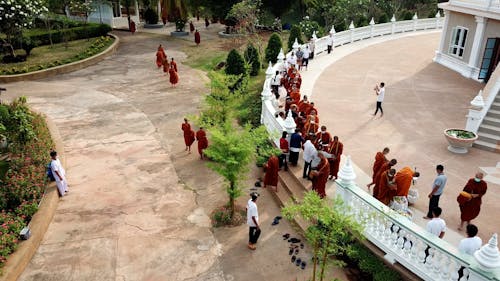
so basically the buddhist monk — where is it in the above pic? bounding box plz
[310,152,330,198]
[315,126,332,151]
[298,95,311,114]
[169,64,179,87]
[458,172,488,231]
[373,159,397,198]
[162,59,169,74]
[189,21,195,33]
[205,17,210,28]
[263,154,280,192]
[376,168,396,205]
[130,20,136,34]
[303,110,319,139]
[196,127,208,159]
[328,136,343,180]
[305,102,318,116]
[367,147,390,190]
[394,166,420,197]
[156,44,166,68]
[170,58,178,72]
[181,118,195,153]
[194,29,201,45]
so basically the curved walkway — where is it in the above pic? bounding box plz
[304,32,499,241]
[5,32,224,281]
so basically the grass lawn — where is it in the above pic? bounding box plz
[0,37,114,75]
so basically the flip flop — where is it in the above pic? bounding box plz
[288,238,301,244]
[294,248,299,255]
[301,261,306,269]
[300,243,304,249]
[289,248,293,255]
[272,218,280,225]
[282,233,290,240]
[254,181,262,187]
[274,216,282,220]
[291,255,296,263]
[295,258,302,266]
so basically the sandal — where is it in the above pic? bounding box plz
[300,243,304,249]
[301,261,307,269]
[289,248,293,255]
[294,248,299,255]
[291,255,296,263]
[282,233,290,240]
[295,258,302,266]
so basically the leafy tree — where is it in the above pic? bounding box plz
[0,0,48,43]
[299,16,323,40]
[262,0,293,17]
[199,0,238,21]
[244,43,261,76]
[225,49,247,76]
[225,0,260,34]
[282,192,364,281]
[287,24,304,51]
[144,8,159,24]
[265,32,282,64]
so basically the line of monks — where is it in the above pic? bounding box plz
[155,44,179,87]
[181,118,208,160]
[367,147,420,205]
[264,63,344,199]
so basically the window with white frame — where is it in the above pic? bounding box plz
[448,26,468,58]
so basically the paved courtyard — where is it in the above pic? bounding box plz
[308,32,499,241]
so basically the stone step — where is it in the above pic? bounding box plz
[478,123,500,136]
[278,170,309,203]
[483,116,500,127]
[473,139,500,153]
[268,179,310,233]
[287,163,313,190]
[490,102,500,111]
[486,109,500,119]
[477,131,500,143]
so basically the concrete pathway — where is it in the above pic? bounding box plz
[300,31,499,243]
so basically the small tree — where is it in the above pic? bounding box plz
[282,192,364,281]
[0,0,47,44]
[225,0,261,34]
[244,43,261,76]
[287,24,304,51]
[225,49,247,76]
[265,32,282,64]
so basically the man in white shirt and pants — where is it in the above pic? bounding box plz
[303,140,317,179]
[327,33,334,54]
[426,207,446,239]
[247,193,260,250]
[50,151,69,197]
[373,82,385,117]
[458,224,482,255]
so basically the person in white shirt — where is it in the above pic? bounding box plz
[302,139,317,179]
[287,52,297,68]
[50,151,69,197]
[301,46,310,71]
[246,193,260,250]
[373,82,385,117]
[271,70,281,95]
[426,207,446,239]
[458,224,482,255]
[327,33,334,54]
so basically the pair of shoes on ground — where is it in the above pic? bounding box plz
[291,256,307,269]
[289,247,299,255]
[272,216,283,225]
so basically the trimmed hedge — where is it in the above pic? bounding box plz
[11,23,112,49]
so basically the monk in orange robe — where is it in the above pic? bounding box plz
[162,59,169,74]
[367,147,390,190]
[170,58,178,72]
[315,126,332,151]
[311,152,330,198]
[287,65,297,79]
[196,127,208,159]
[181,118,195,153]
[305,102,318,116]
[373,159,397,198]
[298,95,311,114]
[394,166,419,197]
[194,29,201,45]
[328,136,343,180]
[156,45,166,68]
[376,168,396,205]
[263,155,280,192]
[169,64,179,87]
[303,110,319,138]
[458,172,487,230]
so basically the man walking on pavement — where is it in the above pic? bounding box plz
[373,82,385,116]
[247,192,260,250]
[424,165,447,219]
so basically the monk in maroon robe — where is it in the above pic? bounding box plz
[130,20,136,34]
[315,126,332,151]
[189,21,195,33]
[458,172,488,230]
[311,153,330,198]
[170,58,178,72]
[367,147,390,190]
[264,155,279,192]
[196,127,208,159]
[373,159,397,198]
[194,30,201,45]
[376,169,396,205]
[181,118,195,152]
[328,136,343,180]
[156,45,166,68]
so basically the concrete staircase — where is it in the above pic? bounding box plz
[474,94,500,152]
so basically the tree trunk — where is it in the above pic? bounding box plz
[229,181,235,219]
[319,238,331,281]
[312,240,319,281]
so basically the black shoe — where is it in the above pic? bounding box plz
[291,255,296,263]
[301,261,307,269]
[282,233,290,240]
[295,258,302,266]
[289,248,293,255]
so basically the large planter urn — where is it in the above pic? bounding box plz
[444,128,478,154]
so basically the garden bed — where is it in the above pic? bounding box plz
[0,97,54,272]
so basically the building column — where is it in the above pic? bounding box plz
[437,10,450,54]
[469,16,487,69]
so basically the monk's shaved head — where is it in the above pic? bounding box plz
[333,136,339,141]
[475,172,484,179]
[389,159,397,166]
[383,147,390,154]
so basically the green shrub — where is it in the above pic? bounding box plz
[265,32,283,64]
[244,43,261,76]
[225,49,246,76]
[299,18,323,40]
[347,243,401,281]
[378,14,389,23]
[287,24,304,51]
[144,8,159,24]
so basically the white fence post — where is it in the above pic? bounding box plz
[391,14,396,34]
[466,90,485,133]
[435,11,441,29]
[413,13,418,31]
[369,17,375,38]
[349,21,355,43]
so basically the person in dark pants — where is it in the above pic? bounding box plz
[424,165,447,219]
[279,131,289,171]
[327,33,333,54]
[289,128,303,166]
[246,193,260,250]
[373,82,385,116]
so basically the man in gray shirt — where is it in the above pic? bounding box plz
[424,165,447,219]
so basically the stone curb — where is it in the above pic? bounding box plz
[0,33,120,84]
[0,111,65,281]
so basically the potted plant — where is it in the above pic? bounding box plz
[444,128,478,154]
